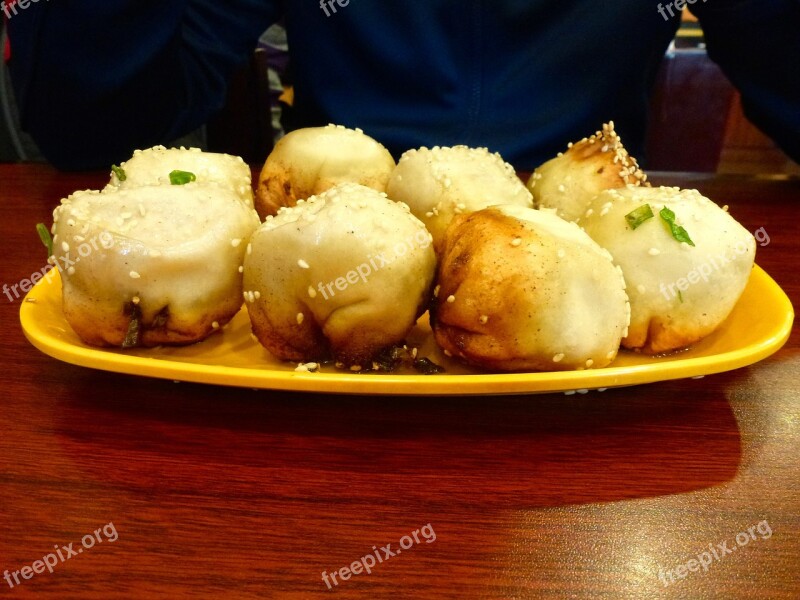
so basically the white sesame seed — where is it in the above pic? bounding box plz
[132,296,140,304]
[511,237,522,247]
[61,241,70,252]
[238,266,244,273]
[231,238,241,248]
[585,359,594,368]
[350,365,362,372]
[308,286,317,298]
[443,349,453,357]
[246,243,252,255]
[129,271,140,279]
[67,266,76,276]
[553,353,565,363]
[297,259,310,269]
[446,295,456,303]
[254,291,261,300]
[212,321,220,329]
[433,285,440,298]
[558,184,566,193]
[296,312,304,325]
[479,315,489,324]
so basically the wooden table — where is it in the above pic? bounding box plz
[1,164,798,599]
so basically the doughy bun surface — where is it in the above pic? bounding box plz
[244,183,436,365]
[433,205,629,372]
[105,146,254,206]
[386,145,533,252]
[527,122,647,222]
[53,184,260,347]
[255,125,395,219]
[579,186,756,354]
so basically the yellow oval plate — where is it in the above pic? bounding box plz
[20,266,793,395]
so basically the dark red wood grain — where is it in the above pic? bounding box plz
[1,165,798,599]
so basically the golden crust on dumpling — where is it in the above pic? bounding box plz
[432,205,630,372]
[527,122,647,222]
[255,125,395,219]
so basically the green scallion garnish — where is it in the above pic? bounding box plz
[111,164,127,182]
[36,223,54,258]
[659,206,695,246]
[169,170,196,185]
[625,204,654,230]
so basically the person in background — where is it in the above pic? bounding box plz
[5,0,800,171]
[1,19,40,162]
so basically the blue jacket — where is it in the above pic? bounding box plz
[7,0,800,170]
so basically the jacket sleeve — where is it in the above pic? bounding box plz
[690,0,800,163]
[7,1,281,170]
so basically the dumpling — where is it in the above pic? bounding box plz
[255,124,395,219]
[432,205,630,372]
[527,122,647,222]
[52,184,260,347]
[578,186,756,354]
[105,145,254,206]
[386,145,533,252]
[244,183,436,366]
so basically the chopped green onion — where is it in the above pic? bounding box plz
[111,164,127,182]
[169,170,196,185]
[625,204,654,230]
[678,290,684,303]
[36,223,54,258]
[659,206,695,246]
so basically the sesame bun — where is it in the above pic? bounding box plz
[386,145,533,252]
[527,122,647,222]
[255,124,395,219]
[579,186,756,354]
[105,145,254,206]
[432,205,630,372]
[243,183,436,366]
[52,184,260,347]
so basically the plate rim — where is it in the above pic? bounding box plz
[20,265,794,396]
